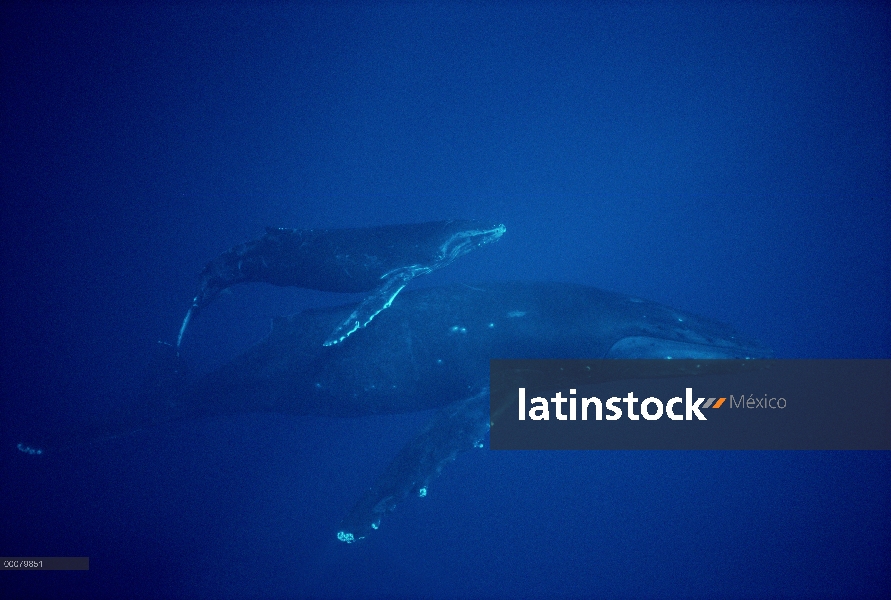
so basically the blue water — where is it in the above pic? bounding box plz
[2,3,889,598]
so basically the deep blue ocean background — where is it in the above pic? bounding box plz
[2,3,889,598]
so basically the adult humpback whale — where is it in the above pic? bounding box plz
[176,220,506,348]
[18,282,770,542]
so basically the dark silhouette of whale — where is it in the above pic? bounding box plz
[18,282,770,542]
[177,220,506,348]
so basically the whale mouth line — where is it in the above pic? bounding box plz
[437,223,506,265]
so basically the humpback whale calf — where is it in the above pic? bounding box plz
[18,282,770,542]
[176,220,506,348]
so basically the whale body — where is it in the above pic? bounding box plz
[176,220,506,348]
[19,282,770,541]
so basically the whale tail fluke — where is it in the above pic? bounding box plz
[14,341,190,457]
[176,302,197,350]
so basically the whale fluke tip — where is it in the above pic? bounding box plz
[17,443,44,456]
[176,304,197,349]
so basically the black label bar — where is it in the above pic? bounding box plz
[490,359,891,450]
[1,557,89,571]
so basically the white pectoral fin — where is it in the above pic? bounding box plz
[322,268,421,347]
[336,387,490,542]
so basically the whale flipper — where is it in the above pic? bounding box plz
[17,282,770,542]
[337,387,490,543]
[323,265,419,347]
[177,221,505,349]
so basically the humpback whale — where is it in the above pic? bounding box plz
[18,282,770,542]
[176,220,506,348]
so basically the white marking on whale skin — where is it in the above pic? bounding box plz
[176,303,197,349]
[379,264,429,281]
[323,281,408,346]
[437,224,506,265]
[17,443,44,456]
[448,325,467,334]
[337,531,359,543]
[506,310,526,318]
